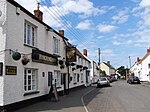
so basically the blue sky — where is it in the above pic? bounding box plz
[15,0,150,68]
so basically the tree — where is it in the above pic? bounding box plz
[117,66,129,78]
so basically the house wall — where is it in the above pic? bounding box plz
[141,55,150,81]
[0,0,93,107]
[109,68,116,75]
[2,1,67,106]
[68,55,91,88]
[90,61,98,83]
[0,0,7,106]
[100,63,109,75]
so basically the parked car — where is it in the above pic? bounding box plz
[111,75,117,81]
[127,76,140,84]
[97,77,110,87]
[107,76,113,83]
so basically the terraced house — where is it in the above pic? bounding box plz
[130,48,150,82]
[0,0,92,111]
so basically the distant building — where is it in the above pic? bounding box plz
[100,61,116,76]
[130,48,150,81]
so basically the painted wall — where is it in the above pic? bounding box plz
[0,0,7,106]
[140,55,150,81]
[2,1,67,105]
[100,63,109,75]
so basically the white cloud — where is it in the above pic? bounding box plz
[97,24,118,33]
[96,36,104,39]
[140,0,150,7]
[15,0,37,13]
[51,0,115,19]
[112,8,129,24]
[131,0,142,3]
[76,20,93,30]
[112,41,122,45]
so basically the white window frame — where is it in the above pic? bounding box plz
[73,73,77,83]
[54,70,61,87]
[24,68,38,92]
[24,21,37,47]
[53,37,60,55]
[148,63,150,69]
[81,73,83,82]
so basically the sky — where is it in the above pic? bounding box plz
[15,0,150,68]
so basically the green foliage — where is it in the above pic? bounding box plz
[117,66,129,76]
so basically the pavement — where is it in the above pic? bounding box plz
[12,81,150,112]
[141,81,150,87]
[14,85,96,112]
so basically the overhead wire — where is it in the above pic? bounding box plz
[36,0,93,47]
[46,0,88,42]
[38,0,86,46]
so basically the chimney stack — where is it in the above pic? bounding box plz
[83,49,87,56]
[137,57,140,62]
[34,3,43,21]
[147,47,150,53]
[59,30,64,37]
[107,61,110,65]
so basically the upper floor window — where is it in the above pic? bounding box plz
[148,64,150,69]
[24,21,36,47]
[53,37,60,55]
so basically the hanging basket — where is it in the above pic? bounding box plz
[22,57,30,65]
[12,52,21,61]
[59,60,64,65]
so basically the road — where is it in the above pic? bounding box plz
[84,80,150,112]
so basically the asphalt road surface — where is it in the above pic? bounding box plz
[84,80,150,112]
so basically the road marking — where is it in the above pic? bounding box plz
[81,88,96,112]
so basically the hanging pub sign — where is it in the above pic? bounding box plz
[5,65,17,75]
[0,63,3,76]
[66,47,76,62]
[32,49,58,65]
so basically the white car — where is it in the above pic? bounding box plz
[97,77,110,87]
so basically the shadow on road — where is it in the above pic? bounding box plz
[15,86,97,112]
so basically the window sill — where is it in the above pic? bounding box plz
[24,44,37,49]
[56,86,61,89]
[53,54,61,57]
[24,91,40,96]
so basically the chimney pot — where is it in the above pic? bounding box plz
[147,48,150,53]
[137,57,140,62]
[107,61,110,65]
[34,3,43,21]
[83,49,87,56]
[59,30,64,37]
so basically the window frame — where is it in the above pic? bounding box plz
[148,63,150,69]
[53,36,60,55]
[54,70,61,87]
[24,68,38,92]
[24,21,37,47]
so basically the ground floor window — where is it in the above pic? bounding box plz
[54,70,61,87]
[24,68,38,92]
[81,73,84,82]
[73,73,77,84]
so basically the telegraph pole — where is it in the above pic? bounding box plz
[128,56,131,68]
[98,48,101,77]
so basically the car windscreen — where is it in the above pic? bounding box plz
[100,78,107,81]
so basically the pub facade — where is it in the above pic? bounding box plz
[0,0,92,111]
